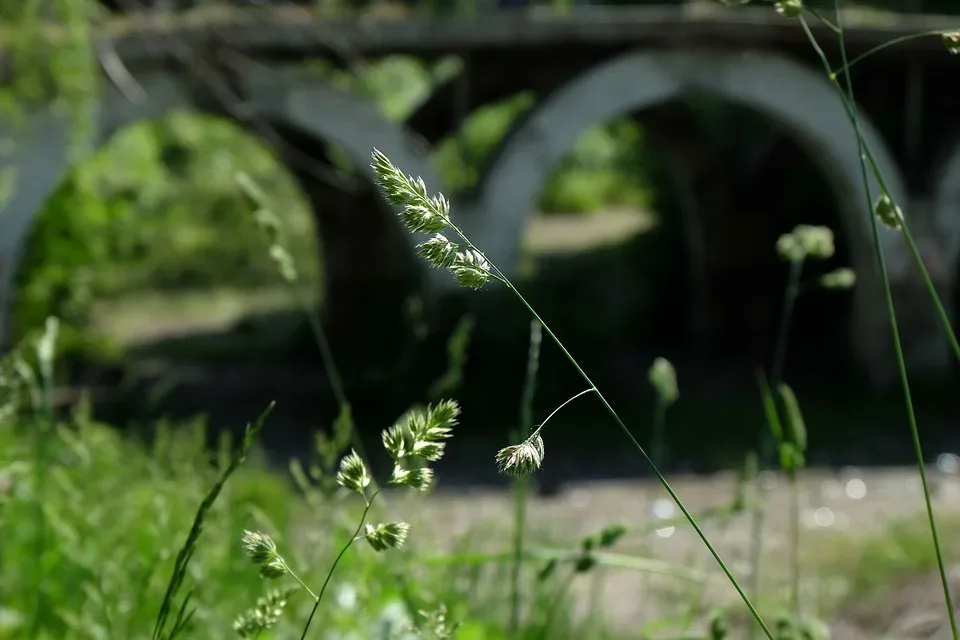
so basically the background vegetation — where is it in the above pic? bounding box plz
[2,1,960,639]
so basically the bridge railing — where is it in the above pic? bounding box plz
[103,0,960,19]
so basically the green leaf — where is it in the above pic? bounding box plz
[756,369,785,444]
[777,383,808,453]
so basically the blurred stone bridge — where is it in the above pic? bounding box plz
[1,2,959,386]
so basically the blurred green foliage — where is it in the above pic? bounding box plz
[5,0,952,356]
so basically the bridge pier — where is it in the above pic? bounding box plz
[293,160,424,376]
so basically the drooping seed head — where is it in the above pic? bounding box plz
[495,433,545,477]
[258,557,288,580]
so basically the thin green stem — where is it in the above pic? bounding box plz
[294,288,348,412]
[284,564,319,602]
[770,258,804,390]
[650,394,667,471]
[527,387,596,440]
[747,255,804,640]
[800,9,958,639]
[640,393,668,626]
[898,230,960,363]
[291,285,372,474]
[443,225,776,640]
[537,569,577,640]
[830,30,954,80]
[299,487,381,640]
[510,319,542,633]
[789,474,801,624]
[805,24,960,369]
[804,6,841,34]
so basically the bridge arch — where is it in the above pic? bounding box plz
[0,68,440,347]
[471,48,909,379]
[933,139,960,262]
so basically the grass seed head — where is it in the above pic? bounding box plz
[450,250,492,289]
[819,267,856,290]
[774,0,803,18]
[495,433,545,477]
[390,465,434,491]
[336,450,371,495]
[648,357,679,406]
[793,224,834,260]
[364,522,411,551]
[241,530,277,566]
[241,530,289,579]
[418,234,460,269]
[874,192,903,230]
[233,588,296,638]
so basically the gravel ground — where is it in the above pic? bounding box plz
[386,466,960,639]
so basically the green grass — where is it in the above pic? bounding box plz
[5,2,960,639]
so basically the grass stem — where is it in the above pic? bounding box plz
[509,319,543,633]
[798,8,958,638]
[441,221,776,639]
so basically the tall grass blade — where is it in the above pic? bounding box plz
[152,401,275,640]
[796,4,958,637]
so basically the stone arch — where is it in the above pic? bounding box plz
[471,49,909,380]
[933,139,960,264]
[0,68,441,347]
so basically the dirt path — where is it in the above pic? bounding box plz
[389,467,960,638]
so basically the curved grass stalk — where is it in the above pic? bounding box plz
[797,9,958,639]
[298,487,381,640]
[371,152,776,640]
[829,30,958,80]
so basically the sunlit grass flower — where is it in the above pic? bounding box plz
[496,433,545,477]
[241,530,288,579]
[364,522,411,551]
[336,449,371,495]
[370,149,495,290]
